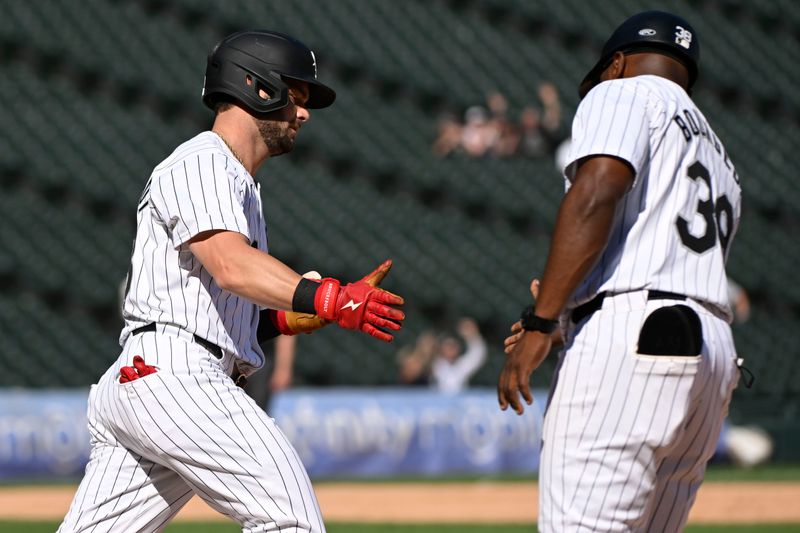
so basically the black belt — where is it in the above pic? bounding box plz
[131,323,223,360]
[571,290,687,324]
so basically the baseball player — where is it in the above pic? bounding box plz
[498,11,742,532]
[58,30,404,533]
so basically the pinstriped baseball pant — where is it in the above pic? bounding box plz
[58,326,324,533]
[539,291,739,532]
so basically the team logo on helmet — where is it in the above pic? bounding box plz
[638,28,656,36]
[310,50,318,79]
[674,26,693,49]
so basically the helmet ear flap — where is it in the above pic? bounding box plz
[206,67,289,116]
[246,71,290,114]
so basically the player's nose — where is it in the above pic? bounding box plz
[296,105,310,123]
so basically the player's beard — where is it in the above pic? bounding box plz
[257,119,295,156]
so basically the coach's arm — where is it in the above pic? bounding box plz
[498,155,634,414]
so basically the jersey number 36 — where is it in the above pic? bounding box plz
[676,161,733,256]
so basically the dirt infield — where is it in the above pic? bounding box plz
[1,482,799,524]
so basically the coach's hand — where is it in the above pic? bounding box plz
[499,330,551,415]
[499,279,547,415]
[315,259,405,342]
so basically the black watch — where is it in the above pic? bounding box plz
[519,305,558,334]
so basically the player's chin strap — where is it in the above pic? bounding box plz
[736,358,755,389]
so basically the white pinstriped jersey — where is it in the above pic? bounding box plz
[562,75,741,319]
[120,131,268,370]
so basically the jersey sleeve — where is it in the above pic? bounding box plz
[149,152,250,249]
[563,80,652,181]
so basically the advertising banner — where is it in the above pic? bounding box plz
[0,388,544,480]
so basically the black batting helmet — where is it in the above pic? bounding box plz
[579,11,700,98]
[202,30,336,115]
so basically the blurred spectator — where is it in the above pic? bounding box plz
[431,318,487,394]
[397,330,438,386]
[430,83,566,160]
[538,81,565,153]
[432,113,463,157]
[487,90,509,119]
[486,91,519,157]
[517,106,547,158]
[461,106,498,157]
[521,82,567,161]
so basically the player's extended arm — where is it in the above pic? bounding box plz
[189,230,302,309]
[257,261,397,340]
[498,155,634,414]
[189,231,404,341]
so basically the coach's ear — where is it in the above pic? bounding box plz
[601,51,627,83]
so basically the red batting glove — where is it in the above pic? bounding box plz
[314,260,405,342]
[119,355,158,383]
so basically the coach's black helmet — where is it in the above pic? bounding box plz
[579,11,700,98]
[202,30,336,115]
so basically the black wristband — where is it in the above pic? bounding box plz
[257,309,281,344]
[292,278,318,314]
[520,305,558,334]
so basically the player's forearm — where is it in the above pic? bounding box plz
[189,231,304,309]
[215,245,303,310]
[534,185,620,320]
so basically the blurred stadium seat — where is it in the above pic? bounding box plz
[0,0,798,454]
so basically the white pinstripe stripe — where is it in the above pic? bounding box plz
[120,132,267,369]
[562,314,618,514]
[563,76,741,317]
[539,292,738,532]
[65,125,322,530]
[540,75,742,530]
[648,316,737,532]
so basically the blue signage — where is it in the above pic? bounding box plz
[272,388,545,477]
[0,388,544,479]
[0,390,91,479]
